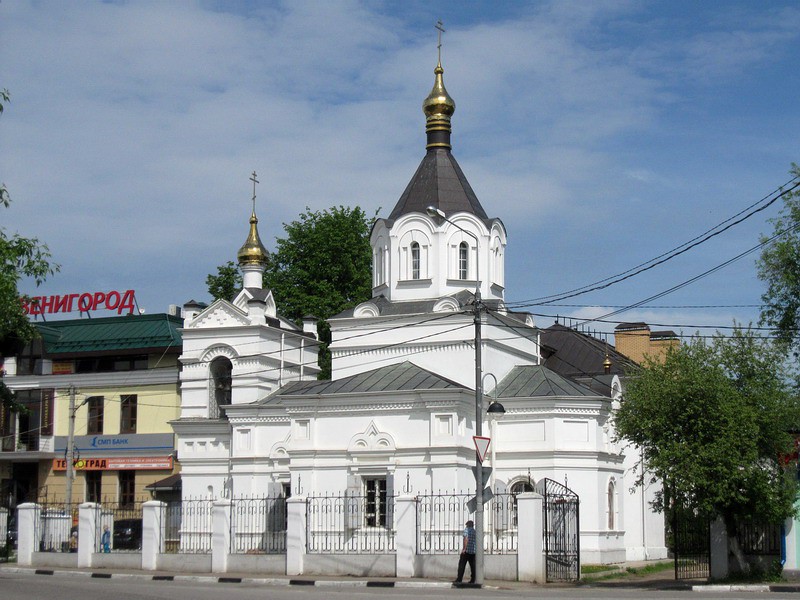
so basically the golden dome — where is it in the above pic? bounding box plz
[423,62,456,122]
[237,210,269,267]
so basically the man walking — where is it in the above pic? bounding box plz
[454,519,476,585]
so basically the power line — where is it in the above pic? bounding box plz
[574,219,800,327]
[526,312,789,332]
[536,303,761,309]
[504,174,800,309]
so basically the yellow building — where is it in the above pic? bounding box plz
[614,322,680,365]
[1,313,183,507]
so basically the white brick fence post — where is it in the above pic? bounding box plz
[142,500,165,570]
[394,495,417,578]
[784,516,798,573]
[517,492,545,583]
[211,499,232,573]
[709,515,729,580]
[78,502,101,568]
[286,496,306,576]
[16,503,40,566]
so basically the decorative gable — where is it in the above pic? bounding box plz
[189,299,250,329]
[233,288,277,318]
[348,420,396,453]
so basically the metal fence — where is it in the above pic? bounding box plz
[306,494,396,554]
[737,520,781,555]
[36,502,80,553]
[230,496,287,554]
[98,502,145,553]
[164,498,212,554]
[671,507,710,580]
[0,507,10,562]
[535,478,580,582]
[415,492,518,555]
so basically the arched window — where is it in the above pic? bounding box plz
[510,480,535,527]
[374,246,385,286]
[209,356,232,418]
[410,242,420,279]
[458,241,469,280]
[607,479,616,530]
[491,237,504,288]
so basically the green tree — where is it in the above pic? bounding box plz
[614,328,799,569]
[264,206,373,322]
[206,261,242,302]
[758,163,800,358]
[207,205,374,378]
[0,90,59,408]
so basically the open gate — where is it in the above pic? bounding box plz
[535,478,580,582]
[672,508,710,580]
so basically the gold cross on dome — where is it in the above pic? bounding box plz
[249,171,259,212]
[436,20,445,64]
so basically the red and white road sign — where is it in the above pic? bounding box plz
[473,436,491,463]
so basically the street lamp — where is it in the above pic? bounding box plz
[426,205,492,585]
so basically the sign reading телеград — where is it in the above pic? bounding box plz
[53,456,173,471]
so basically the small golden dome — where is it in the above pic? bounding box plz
[423,62,456,122]
[237,211,269,267]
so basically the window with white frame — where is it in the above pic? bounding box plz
[458,241,469,280]
[346,474,394,530]
[374,246,386,286]
[365,477,387,527]
[607,479,616,530]
[410,242,420,280]
[491,235,504,287]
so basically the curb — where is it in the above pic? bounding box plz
[692,583,800,593]
[2,567,456,589]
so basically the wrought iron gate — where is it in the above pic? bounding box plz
[672,508,710,580]
[535,478,580,582]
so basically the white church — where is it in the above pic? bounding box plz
[172,55,667,566]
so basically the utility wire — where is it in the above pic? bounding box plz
[504,175,800,309]
[539,303,761,309]
[574,219,800,327]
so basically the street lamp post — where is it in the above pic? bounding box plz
[426,206,487,584]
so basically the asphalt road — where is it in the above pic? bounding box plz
[1,571,799,600]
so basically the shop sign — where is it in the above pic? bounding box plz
[55,433,174,453]
[21,289,137,315]
[52,362,73,375]
[53,455,173,471]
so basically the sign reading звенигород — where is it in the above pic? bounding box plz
[21,289,137,315]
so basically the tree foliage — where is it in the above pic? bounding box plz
[263,206,373,323]
[758,163,800,358]
[206,261,242,303]
[614,328,800,527]
[0,90,59,407]
[207,205,374,378]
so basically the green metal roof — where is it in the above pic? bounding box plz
[272,361,465,398]
[495,365,599,398]
[35,313,183,356]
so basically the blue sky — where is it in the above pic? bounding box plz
[1,0,798,341]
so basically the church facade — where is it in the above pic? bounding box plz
[172,56,666,565]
